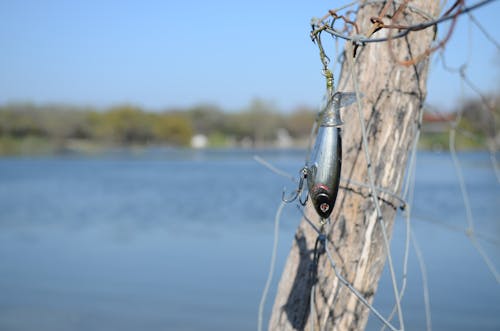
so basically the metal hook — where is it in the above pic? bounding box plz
[282,167,308,203]
[299,191,309,206]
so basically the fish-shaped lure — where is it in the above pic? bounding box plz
[306,91,357,219]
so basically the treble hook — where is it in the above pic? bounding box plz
[299,189,309,206]
[282,167,308,204]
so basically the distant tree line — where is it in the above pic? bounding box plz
[0,94,497,155]
[418,94,500,150]
[0,100,316,155]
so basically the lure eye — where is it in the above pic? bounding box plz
[313,192,333,219]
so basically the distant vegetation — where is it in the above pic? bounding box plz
[418,95,499,151]
[0,95,498,156]
[0,100,316,155]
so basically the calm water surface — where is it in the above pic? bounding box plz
[0,149,498,331]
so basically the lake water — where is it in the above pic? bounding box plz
[0,149,498,331]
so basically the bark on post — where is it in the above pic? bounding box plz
[269,1,440,330]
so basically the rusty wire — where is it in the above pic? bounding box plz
[311,0,497,65]
[386,0,464,66]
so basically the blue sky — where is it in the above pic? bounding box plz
[0,0,499,112]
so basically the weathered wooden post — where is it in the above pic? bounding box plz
[269,1,440,330]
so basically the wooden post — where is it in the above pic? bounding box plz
[269,1,440,330]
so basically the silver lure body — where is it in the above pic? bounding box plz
[306,92,357,219]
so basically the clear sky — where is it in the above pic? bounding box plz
[0,0,499,112]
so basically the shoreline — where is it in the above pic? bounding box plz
[0,141,494,158]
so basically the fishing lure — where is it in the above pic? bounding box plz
[283,91,356,220]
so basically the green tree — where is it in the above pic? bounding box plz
[285,107,316,138]
[89,105,153,144]
[152,112,193,146]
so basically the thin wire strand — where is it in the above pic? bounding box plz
[297,205,322,235]
[254,154,400,331]
[429,33,500,282]
[411,230,432,331]
[312,0,496,45]
[412,214,500,246]
[468,235,500,283]
[381,106,424,331]
[310,284,317,331]
[449,101,500,283]
[449,113,475,233]
[254,154,407,209]
[258,200,287,331]
[261,1,499,328]
[467,12,500,51]
[323,239,400,331]
[291,175,406,331]
[346,42,405,330]
[342,177,407,209]
[438,49,500,183]
[489,149,500,184]
[253,155,297,183]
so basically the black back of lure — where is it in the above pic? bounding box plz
[306,92,357,219]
